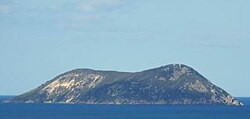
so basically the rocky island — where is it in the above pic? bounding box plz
[9,64,243,105]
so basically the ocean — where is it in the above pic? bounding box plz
[0,96,249,119]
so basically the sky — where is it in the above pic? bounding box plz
[0,0,249,96]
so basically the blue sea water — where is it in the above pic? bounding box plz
[0,97,250,119]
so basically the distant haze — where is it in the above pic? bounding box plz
[0,0,249,96]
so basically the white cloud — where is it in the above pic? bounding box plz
[0,4,10,14]
[63,0,125,29]
[77,0,123,12]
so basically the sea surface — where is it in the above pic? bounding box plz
[0,96,249,119]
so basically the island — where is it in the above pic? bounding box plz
[9,64,243,105]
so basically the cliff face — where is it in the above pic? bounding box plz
[10,64,243,105]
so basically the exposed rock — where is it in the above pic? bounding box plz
[8,64,243,105]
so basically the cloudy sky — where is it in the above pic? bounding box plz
[0,0,249,96]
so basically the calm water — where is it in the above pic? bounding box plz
[0,97,250,119]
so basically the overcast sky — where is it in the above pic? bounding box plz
[0,0,249,96]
